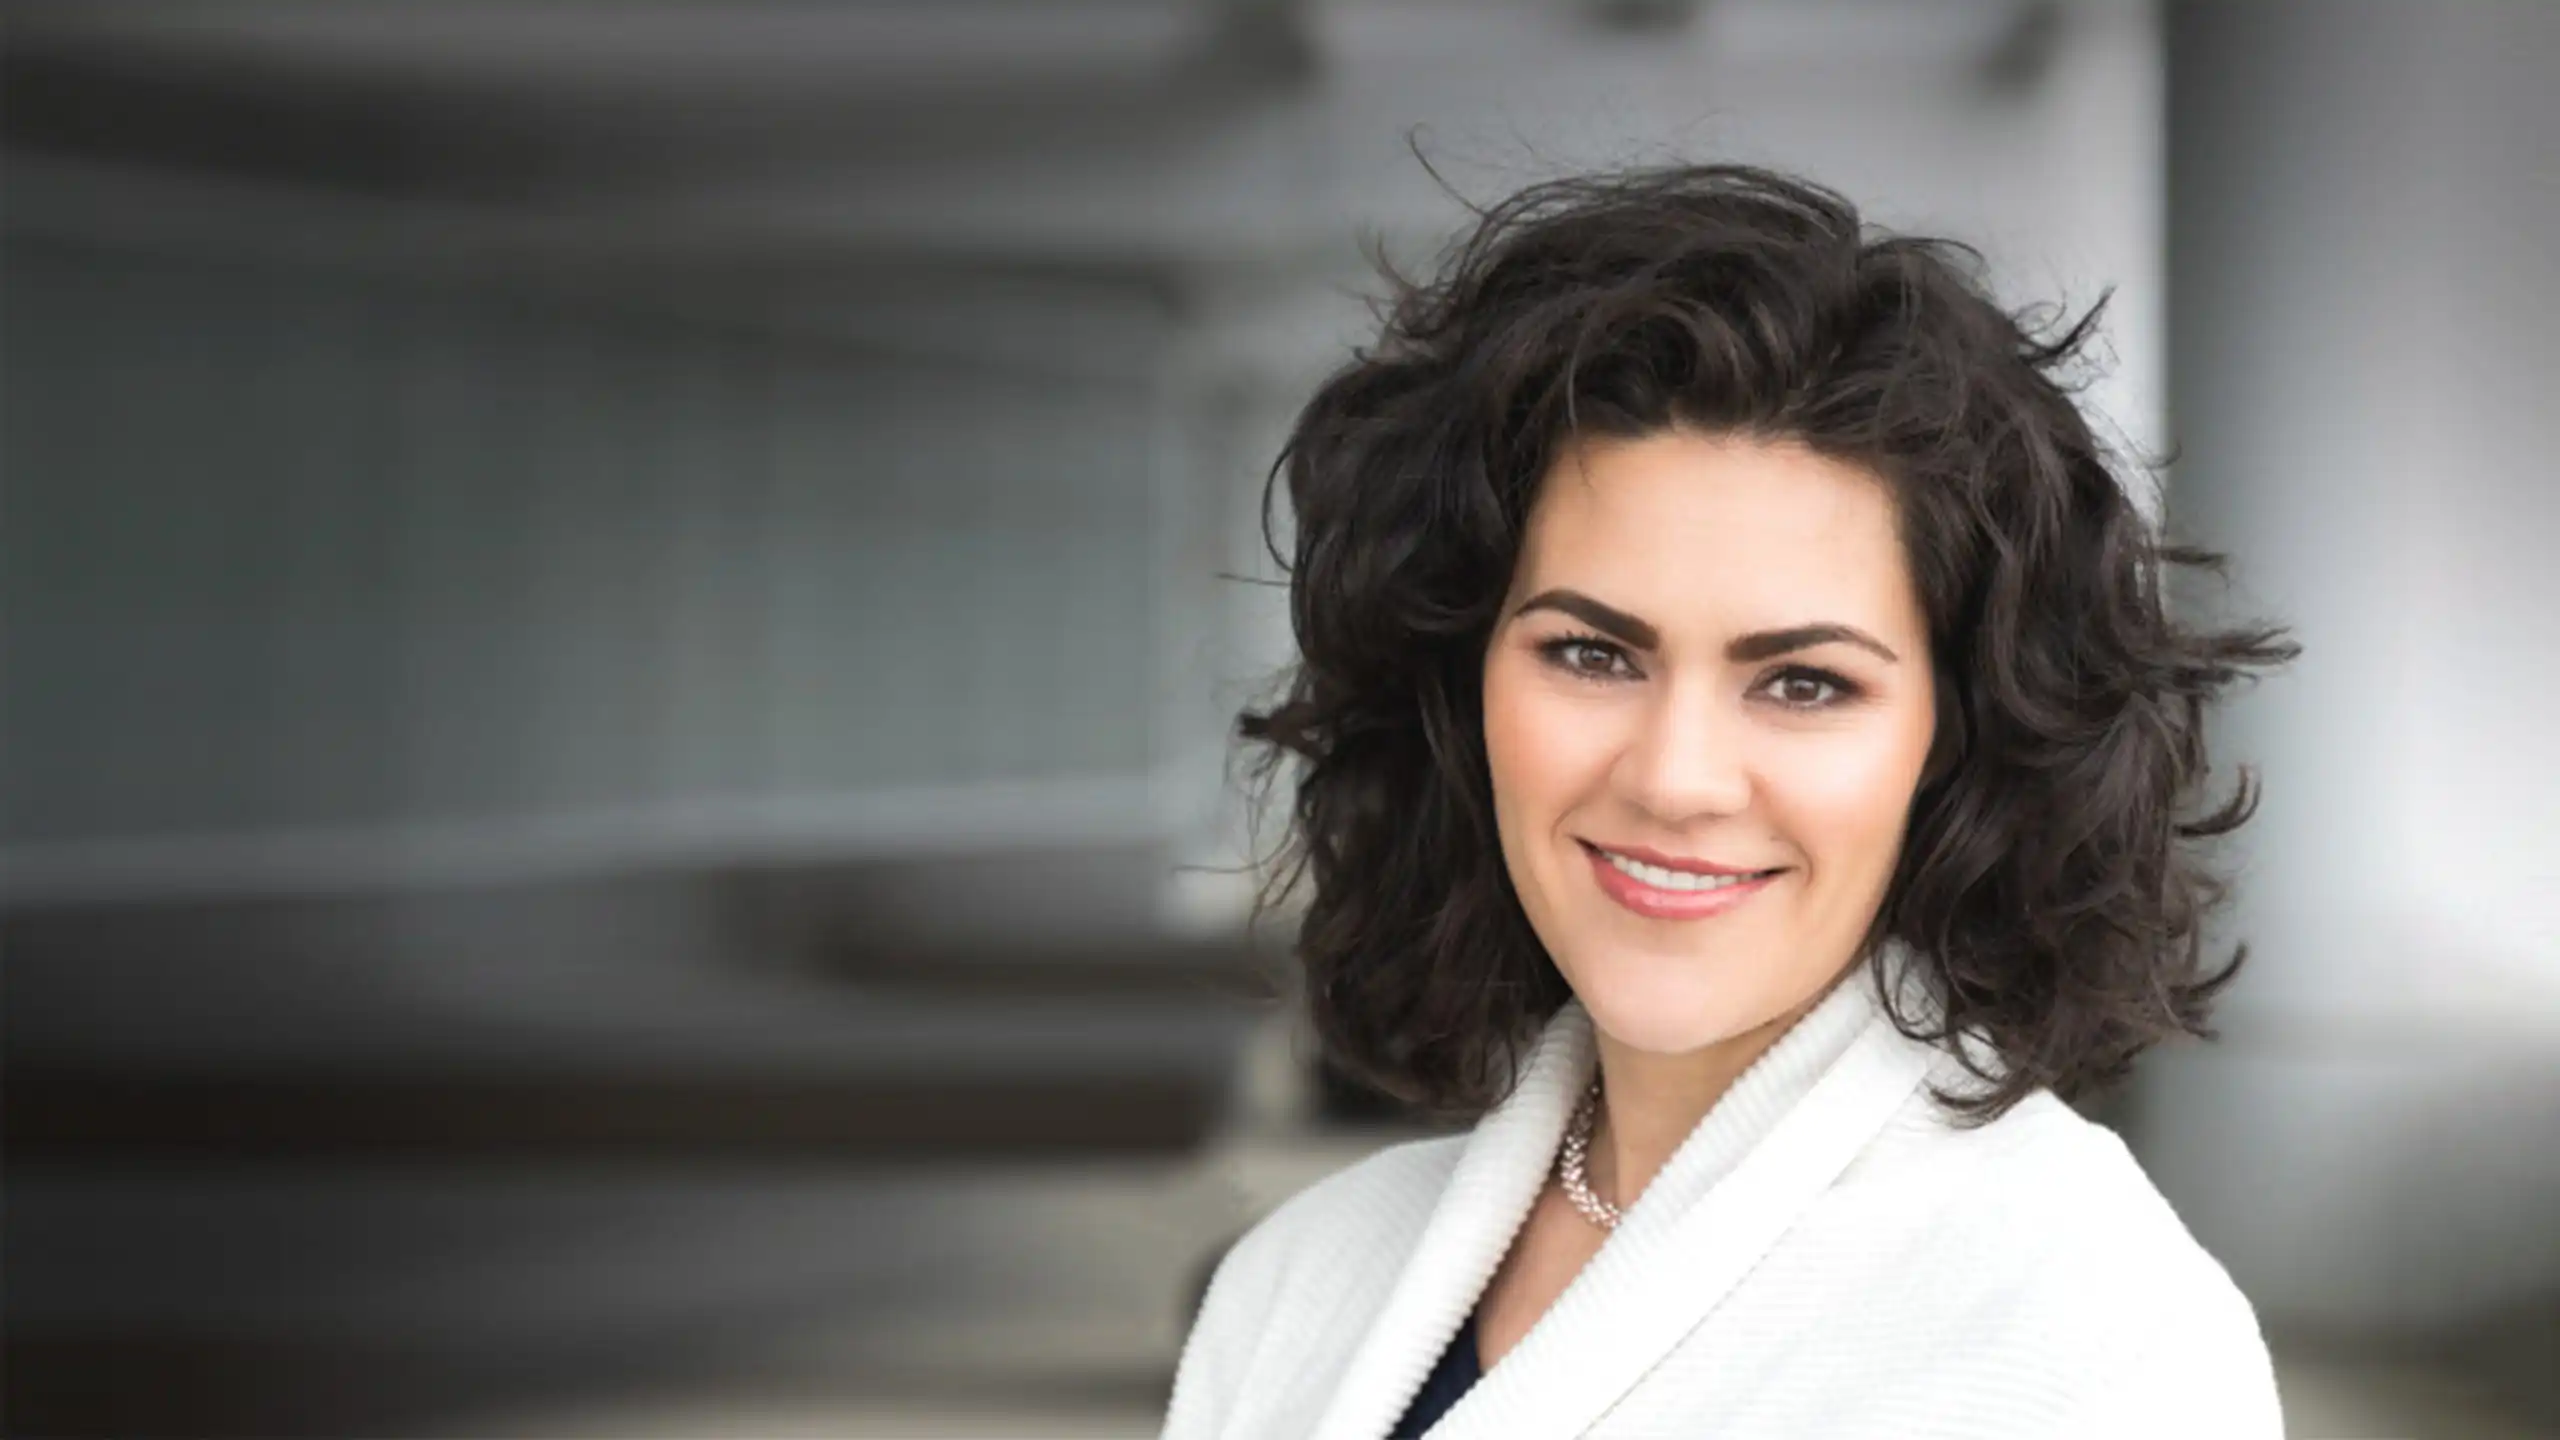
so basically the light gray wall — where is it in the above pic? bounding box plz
[2,238,1178,894]
[2149,0,2560,1335]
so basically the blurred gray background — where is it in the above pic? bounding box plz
[2,2,2553,1436]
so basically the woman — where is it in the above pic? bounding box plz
[1162,165,2297,1439]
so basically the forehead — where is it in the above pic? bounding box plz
[1512,429,1920,637]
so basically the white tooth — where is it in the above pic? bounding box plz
[1603,851,1757,892]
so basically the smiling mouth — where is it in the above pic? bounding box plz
[1580,841,1784,891]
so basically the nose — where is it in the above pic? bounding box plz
[1612,674,1753,822]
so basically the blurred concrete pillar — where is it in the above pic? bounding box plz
[2149,1,2560,1336]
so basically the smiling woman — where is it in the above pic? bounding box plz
[1165,164,2296,1440]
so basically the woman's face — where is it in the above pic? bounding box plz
[1482,428,1937,1059]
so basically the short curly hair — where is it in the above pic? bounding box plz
[1238,163,2296,1125]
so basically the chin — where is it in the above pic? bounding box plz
[1565,947,1782,1057]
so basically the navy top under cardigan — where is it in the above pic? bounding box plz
[1388,1307,1484,1437]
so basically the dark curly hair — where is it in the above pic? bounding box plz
[1237,163,2296,1125]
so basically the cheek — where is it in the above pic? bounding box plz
[1776,716,1934,873]
[1482,659,1614,825]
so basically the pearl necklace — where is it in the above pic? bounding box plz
[1555,1075,1622,1231]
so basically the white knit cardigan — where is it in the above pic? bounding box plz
[1161,947,2283,1439]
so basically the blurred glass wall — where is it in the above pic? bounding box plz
[2,2,2550,1436]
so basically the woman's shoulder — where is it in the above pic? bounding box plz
[1863,1085,2238,1282]
[1164,1133,1469,1437]
[1849,1083,2280,1428]
[1993,1095,2280,1431]
[1214,1131,1471,1295]
[1932,1090,2227,1255]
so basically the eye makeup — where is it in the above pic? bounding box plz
[1530,628,1867,710]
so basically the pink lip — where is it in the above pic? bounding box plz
[1582,841,1783,921]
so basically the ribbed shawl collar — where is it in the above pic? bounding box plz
[1311,942,1943,1440]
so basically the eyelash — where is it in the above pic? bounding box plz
[1533,630,1864,710]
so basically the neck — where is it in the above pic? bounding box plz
[1582,965,1857,1210]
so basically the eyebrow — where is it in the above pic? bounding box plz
[1508,588,1902,665]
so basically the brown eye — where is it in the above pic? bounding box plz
[1759,668,1847,708]
[1538,636,1635,681]
[1562,642,1615,674]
